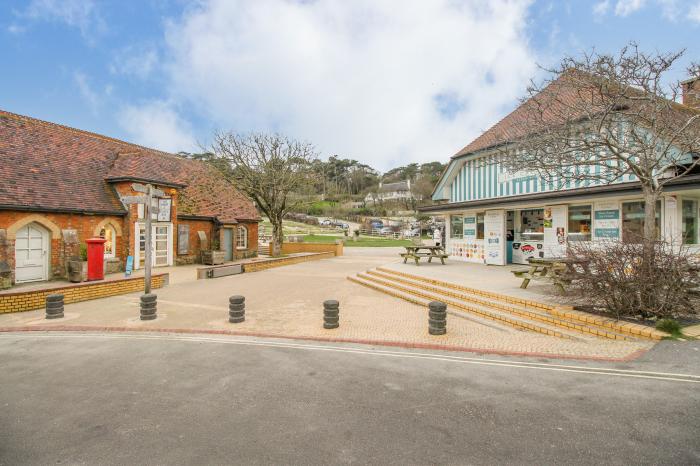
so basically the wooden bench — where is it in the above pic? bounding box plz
[512,259,568,290]
[400,246,448,265]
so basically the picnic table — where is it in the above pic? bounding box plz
[511,257,570,290]
[400,245,448,265]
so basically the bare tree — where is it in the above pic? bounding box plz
[502,43,700,243]
[211,132,318,256]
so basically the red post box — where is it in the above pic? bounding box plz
[86,237,107,281]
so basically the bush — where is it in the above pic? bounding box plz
[656,318,681,335]
[564,237,699,320]
[79,244,88,261]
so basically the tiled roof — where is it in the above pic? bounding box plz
[110,151,260,222]
[454,70,700,157]
[0,109,259,222]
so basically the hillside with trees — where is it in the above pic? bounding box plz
[179,150,445,218]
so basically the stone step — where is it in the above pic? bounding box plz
[346,275,516,332]
[375,267,667,341]
[365,270,636,342]
[352,273,579,339]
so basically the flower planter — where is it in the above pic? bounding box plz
[201,250,225,265]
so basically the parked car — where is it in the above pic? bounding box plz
[369,220,383,229]
[320,219,332,226]
[380,226,394,235]
[402,229,420,238]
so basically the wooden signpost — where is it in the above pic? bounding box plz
[121,183,164,298]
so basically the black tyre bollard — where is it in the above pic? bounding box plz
[229,295,245,323]
[140,293,157,321]
[323,300,339,329]
[428,301,447,335]
[45,294,64,319]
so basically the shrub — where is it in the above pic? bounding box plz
[79,244,88,261]
[564,237,699,320]
[656,318,682,335]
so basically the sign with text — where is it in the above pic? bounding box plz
[593,201,620,239]
[484,210,505,265]
[463,215,477,241]
[543,205,567,258]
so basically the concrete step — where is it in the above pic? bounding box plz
[351,273,579,339]
[365,270,636,342]
[375,267,666,341]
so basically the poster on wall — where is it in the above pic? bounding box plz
[464,215,477,239]
[157,198,172,222]
[594,201,620,239]
[484,210,505,265]
[544,205,567,258]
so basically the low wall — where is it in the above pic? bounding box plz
[244,252,335,273]
[270,242,344,256]
[0,273,169,314]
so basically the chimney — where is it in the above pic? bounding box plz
[681,77,700,109]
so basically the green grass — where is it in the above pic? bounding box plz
[302,234,413,247]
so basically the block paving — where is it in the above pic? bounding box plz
[0,248,655,361]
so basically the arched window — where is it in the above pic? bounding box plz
[100,224,117,258]
[236,225,248,249]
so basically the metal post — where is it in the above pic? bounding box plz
[229,295,245,323]
[144,184,153,295]
[323,300,339,329]
[428,301,447,335]
[45,294,64,319]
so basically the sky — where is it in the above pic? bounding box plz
[1,0,699,171]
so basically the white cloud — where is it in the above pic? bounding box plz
[614,0,646,16]
[593,0,611,16]
[73,71,100,113]
[22,0,105,42]
[110,44,159,80]
[118,101,197,153]
[158,0,537,170]
[690,2,700,22]
[657,0,680,20]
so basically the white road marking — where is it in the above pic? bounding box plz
[1,332,698,383]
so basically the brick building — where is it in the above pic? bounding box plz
[0,109,260,286]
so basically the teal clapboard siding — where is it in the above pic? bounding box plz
[447,153,620,203]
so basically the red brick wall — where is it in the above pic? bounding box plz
[176,218,215,264]
[0,182,260,283]
[0,211,126,283]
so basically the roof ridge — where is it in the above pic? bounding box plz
[0,108,177,159]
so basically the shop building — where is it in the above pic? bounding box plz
[0,109,260,286]
[421,77,700,266]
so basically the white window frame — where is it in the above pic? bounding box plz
[236,225,248,250]
[100,224,117,258]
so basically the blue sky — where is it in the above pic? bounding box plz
[1,0,698,170]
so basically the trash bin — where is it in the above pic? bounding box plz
[86,237,107,281]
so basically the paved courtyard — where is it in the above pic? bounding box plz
[0,248,655,360]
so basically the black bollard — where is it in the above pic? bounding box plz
[140,293,157,321]
[45,294,64,319]
[323,300,339,329]
[229,295,245,323]
[428,301,447,335]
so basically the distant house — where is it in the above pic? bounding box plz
[365,180,419,204]
[0,109,260,286]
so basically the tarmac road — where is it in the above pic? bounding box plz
[0,332,698,465]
